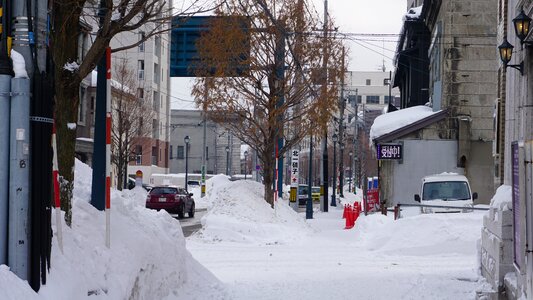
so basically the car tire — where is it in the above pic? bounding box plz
[188,203,195,218]
[177,205,185,219]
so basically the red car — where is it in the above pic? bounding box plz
[146,186,195,218]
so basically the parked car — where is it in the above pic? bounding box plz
[187,180,200,190]
[414,173,477,213]
[298,184,309,205]
[146,186,195,218]
[311,186,321,202]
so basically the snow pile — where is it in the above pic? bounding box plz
[1,159,226,300]
[192,177,311,244]
[370,105,441,141]
[354,213,484,256]
[404,5,423,20]
[489,185,512,210]
[0,266,38,300]
[11,50,28,78]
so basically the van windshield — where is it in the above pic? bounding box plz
[422,181,471,200]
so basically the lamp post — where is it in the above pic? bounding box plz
[339,143,345,197]
[331,133,338,207]
[225,146,230,176]
[497,10,531,75]
[184,135,190,191]
[244,150,248,180]
[349,150,353,193]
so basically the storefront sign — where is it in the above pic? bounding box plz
[377,143,402,160]
[289,150,299,202]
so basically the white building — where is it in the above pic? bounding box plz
[110,8,172,181]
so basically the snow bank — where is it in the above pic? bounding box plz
[489,185,512,211]
[192,177,311,244]
[1,159,226,300]
[354,212,483,256]
[369,105,440,141]
[404,5,423,20]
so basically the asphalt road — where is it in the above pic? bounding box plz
[172,208,207,237]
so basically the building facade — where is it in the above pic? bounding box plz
[110,12,173,180]
[169,110,241,176]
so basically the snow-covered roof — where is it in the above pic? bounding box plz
[404,5,423,21]
[422,173,468,183]
[369,105,442,142]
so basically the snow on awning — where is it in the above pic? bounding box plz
[370,105,443,142]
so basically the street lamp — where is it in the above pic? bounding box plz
[225,146,230,175]
[339,143,345,197]
[349,150,353,193]
[331,133,338,207]
[184,135,190,191]
[244,150,249,180]
[497,10,532,75]
[513,9,532,44]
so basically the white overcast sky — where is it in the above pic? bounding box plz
[170,0,408,109]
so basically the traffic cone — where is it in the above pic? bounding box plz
[344,205,354,229]
[342,204,348,219]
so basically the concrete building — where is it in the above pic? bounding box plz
[384,0,497,206]
[111,10,173,181]
[169,110,241,176]
[478,0,533,298]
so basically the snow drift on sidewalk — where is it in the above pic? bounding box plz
[191,175,312,244]
[1,159,226,300]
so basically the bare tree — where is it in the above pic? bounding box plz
[50,0,216,225]
[192,0,345,206]
[110,57,154,190]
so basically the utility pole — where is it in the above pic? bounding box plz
[320,0,329,213]
[0,0,13,269]
[353,89,358,190]
[306,135,313,219]
[201,80,207,197]
[8,0,33,281]
[275,26,285,199]
[338,48,345,198]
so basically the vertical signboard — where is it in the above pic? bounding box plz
[289,150,299,208]
[512,142,524,270]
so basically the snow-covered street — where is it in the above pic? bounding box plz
[0,161,489,299]
[186,177,485,299]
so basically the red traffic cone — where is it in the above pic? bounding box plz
[342,204,348,219]
[344,205,354,229]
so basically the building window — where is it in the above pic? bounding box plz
[348,95,362,104]
[170,145,173,159]
[138,31,145,52]
[177,146,184,159]
[152,147,157,165]
[155,35,161,57]
[206,146,209,161]
[78,87,86,125]
[138,60,145,80]
[366,79,371,86]
[152,119,158,139]
[137,88,144,99]
[153,91,160,111]
[383,78,390,86]
[154,63,160,83]
[384,96,394,103]
[135,145,142,165]
[366,95,380,104]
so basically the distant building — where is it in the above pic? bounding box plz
[169,110,241,176]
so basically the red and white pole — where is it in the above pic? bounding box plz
[105,47,111,248]
[51,121,63,253]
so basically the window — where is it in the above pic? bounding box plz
[78,87,86,125]
[155,35,161,57]
[138,32,145,52]
[206,146,209,160]
[348,95,362,104]
[170,145,173,159]
[137,88,144,99]
[154,63,160,83]
[152,146,158,165]
[135,145,142,165]
[153,91,159,111]
[384,96,393,103]
[152,119,158,139]
[366,95,380,104]
[177,146,184,159]
[138,60,145,80]
[366,79,371,86]
[383,78,391,86]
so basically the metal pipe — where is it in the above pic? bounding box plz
[0,74,10,266]
[8,76,30,280]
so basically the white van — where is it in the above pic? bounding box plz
[414,173,478,213]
